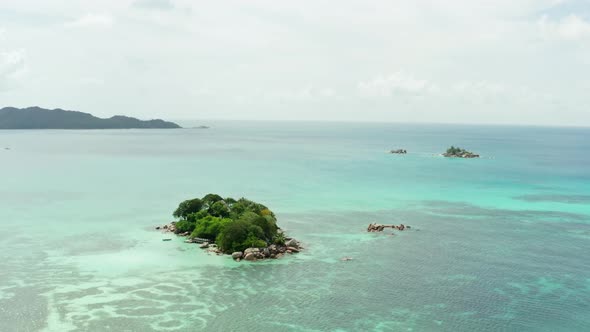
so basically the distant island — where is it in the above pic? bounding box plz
[443,146,479,158]
[0,106,181,129]
[157,194,301,261]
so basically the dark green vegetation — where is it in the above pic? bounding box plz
[173,194,282,253]
[443,146,480,158]
[0,106,180,129]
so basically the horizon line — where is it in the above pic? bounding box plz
[172,118,590,129]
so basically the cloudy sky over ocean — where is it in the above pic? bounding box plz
[1,0,589,125]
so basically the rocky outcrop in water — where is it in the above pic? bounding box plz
[367,223,409,232]
[390,149,407,154]
[229,239,302,261]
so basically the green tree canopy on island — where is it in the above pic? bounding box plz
[172,194,282,253]
[202,193,223,205]
[444,146,479,158]
[446,146,467,155]
[173,198,204,219]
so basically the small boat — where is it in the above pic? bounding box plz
[162,238,172,241]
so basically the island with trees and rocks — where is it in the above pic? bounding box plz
[442,146,479,158]
[156,194,301,262]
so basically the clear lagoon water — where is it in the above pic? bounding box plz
[0,122,589,331]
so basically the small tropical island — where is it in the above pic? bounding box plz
[0,106,181,129]
[442,146,479,158]
[157,194,301,261]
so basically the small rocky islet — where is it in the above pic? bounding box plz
[390,149,407,154]
[156,194,301,262]
[366,223,410,232]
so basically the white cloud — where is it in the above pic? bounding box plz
[0,50,26,76]
[538,14,590,40]
[231,86,339,105]
[357,72,435,97]
[65,13,114,29]
[357,72,552,105]
[0,49,27,90]
[79,77,105,86]
[132,0,175,11]
[269,86,337,102]
[449,80,506,99]
[194,88,214,96]
[447,80,551,104]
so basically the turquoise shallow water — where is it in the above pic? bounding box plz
[0,122,589,331]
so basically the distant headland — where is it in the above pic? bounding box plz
[0,106,181,129]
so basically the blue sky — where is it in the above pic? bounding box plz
[0,0,589,125]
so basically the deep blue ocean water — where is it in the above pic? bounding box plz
[0,122,589,331]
